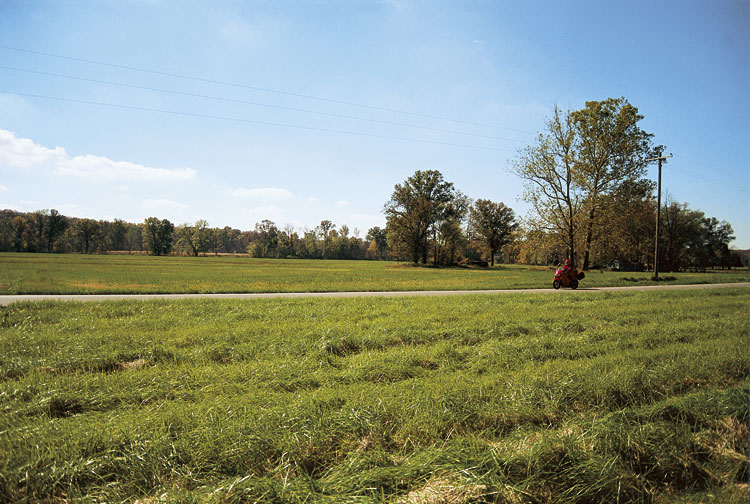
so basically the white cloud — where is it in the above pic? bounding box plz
[227,187,294,200]
[335,200,351,208]
[57,155,196,181]
[0,129,197,182]
[0,129,64,168]
[0,184,8,191]
[142,199,189,211]
[307,196,320,204]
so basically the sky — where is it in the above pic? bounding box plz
[0,0,748,247]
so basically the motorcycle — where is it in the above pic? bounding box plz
[553,265,585,289]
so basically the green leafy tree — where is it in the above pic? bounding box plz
[571,97,657,269]
[251,220,279,258]
[12,216,27,252]
[592,179,655,269]
[143,217,174,256]
[177,220,211,256]
[127,225,143,253]
[515,99,660,269]
[73,218,100,254]
[29,210,47,252]
[469,199,518,266]
[514,106,583,266]
[45,209,68,252]
[317,220,335,258]
[109,219,128,251]
[366,226,388,260]
[384,170,461,264]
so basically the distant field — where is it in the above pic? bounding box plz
[1,252,748,294]
[1,288,748,502]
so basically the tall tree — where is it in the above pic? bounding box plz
[469,199,518,266]
[571,97,657,269]
[514,106,582,265]
[515,99,659,269]
[384,170,460,264]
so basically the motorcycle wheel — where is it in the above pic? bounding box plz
[571,279,579,289]
[553,280,561,290]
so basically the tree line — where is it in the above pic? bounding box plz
[0,209,388,260]
[0,98,742,271]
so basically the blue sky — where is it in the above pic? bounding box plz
[1,0,748,246]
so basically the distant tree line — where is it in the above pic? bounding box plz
[0,209,389,260]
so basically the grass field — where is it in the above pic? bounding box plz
[1,288,748,502]
[1,253,748,294]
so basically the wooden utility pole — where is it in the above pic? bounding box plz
[646,153,673,280]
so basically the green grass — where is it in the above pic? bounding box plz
[1,288,748,502]
[1,252,748,294]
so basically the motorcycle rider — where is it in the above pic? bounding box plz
[560,259,575,282]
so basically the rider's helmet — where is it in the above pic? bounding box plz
[564,258,571,266]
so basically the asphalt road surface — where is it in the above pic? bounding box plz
[1,282,748,306]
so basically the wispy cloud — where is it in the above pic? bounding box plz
[227,187,294,200]
[0,184,8,192]
[335,200,351,208]
[0,129,197,182]
[58,155,196,181]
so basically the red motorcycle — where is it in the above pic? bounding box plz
[553,265,585,289]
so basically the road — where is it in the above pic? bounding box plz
[1,282,748,306]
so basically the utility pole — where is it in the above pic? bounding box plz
[646,153,673,280]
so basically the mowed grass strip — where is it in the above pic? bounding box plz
[1,252,748,294]
[1,289,748,503]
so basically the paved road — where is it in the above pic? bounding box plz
[1,282,747,306]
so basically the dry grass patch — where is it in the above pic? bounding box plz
[398,475,488,504]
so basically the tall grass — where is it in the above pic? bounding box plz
[1,288,748,502]
[1,252,748,294]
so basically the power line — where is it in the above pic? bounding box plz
[1,90,518,152]
[0,44,530,133]
[0,65,524,143]
[673,153,744,180]
[668,165,743,193]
